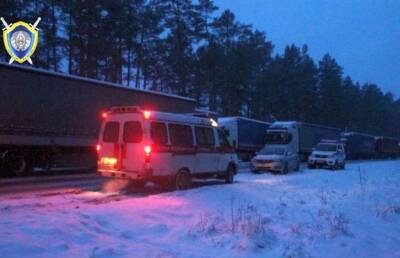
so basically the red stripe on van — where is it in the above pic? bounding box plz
[151,144,233,154]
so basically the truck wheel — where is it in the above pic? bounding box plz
[225,165,235,184]
[294,161,300,172]
[5,152,30,177]
[175,169,192,190]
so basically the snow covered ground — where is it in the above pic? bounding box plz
[0,160,399,258]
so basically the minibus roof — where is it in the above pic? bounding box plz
[109,106,214,127]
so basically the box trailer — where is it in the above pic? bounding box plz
[340,132,376,159]
[0,63,196,176]
[265,121,342,161]
[218,117,271,161]
[375,136,400,159]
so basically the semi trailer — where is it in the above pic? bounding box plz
[218,117,271,161]
[340,132,376,159]
[0,63,196,176]
[265,121,342,161]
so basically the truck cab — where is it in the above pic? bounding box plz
[265,122,300,157]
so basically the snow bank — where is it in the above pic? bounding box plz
[0,160,399,258]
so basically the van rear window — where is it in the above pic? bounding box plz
[103,122,119,143]
[151,122,168,144]
[169,124,193,146]
[123,121,143,143]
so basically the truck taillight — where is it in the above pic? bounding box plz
[96,144,101,153]
[144,145,151,163]
[101,112,108,119]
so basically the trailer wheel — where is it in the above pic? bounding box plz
[4,152,30,177]
[175,169,192,190]
[282,163,289,174]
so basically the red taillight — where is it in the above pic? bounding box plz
[102,112,108,119]
[144,145,151,162]
[96,144,101,153]
[143,111,151,119]
[144,145,151,156]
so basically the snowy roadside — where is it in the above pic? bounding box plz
[0,160,399,258]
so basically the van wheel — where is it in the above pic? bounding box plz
[331,161,339,171]
[175,169,192,190]
[225,165,235,184]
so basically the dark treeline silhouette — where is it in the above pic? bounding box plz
[1,0,399,137]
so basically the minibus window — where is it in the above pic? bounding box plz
[123,121,143,143]
[103,122,119,143]
[195,127,215,146]
[169,124,193,146]
[151,122,168,144]
[218,129,231,147]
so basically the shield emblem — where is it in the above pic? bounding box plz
[3,21,39,64]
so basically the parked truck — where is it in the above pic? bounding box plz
[265,121,342,161]
[0,63,196,177]
[218,117,271,161]
[375,136,400,159]
[340,132,376,159]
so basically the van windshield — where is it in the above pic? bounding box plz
[316,144,337,152]
[259,147,285,155]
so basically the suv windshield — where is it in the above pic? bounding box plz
[316,144,337,152]
[259,147,285,155]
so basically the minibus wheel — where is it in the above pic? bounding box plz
[225,165,235,184]
[175,169,192,190]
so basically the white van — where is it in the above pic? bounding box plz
[97,106,238,190]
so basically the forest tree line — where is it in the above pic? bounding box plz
[1,0,399,137]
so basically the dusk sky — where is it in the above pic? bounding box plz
[215,0,400,97]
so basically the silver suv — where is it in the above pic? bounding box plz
[308,141,346,170]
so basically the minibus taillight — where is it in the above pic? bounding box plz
[143,111,151,119]
[144,145,151,163]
